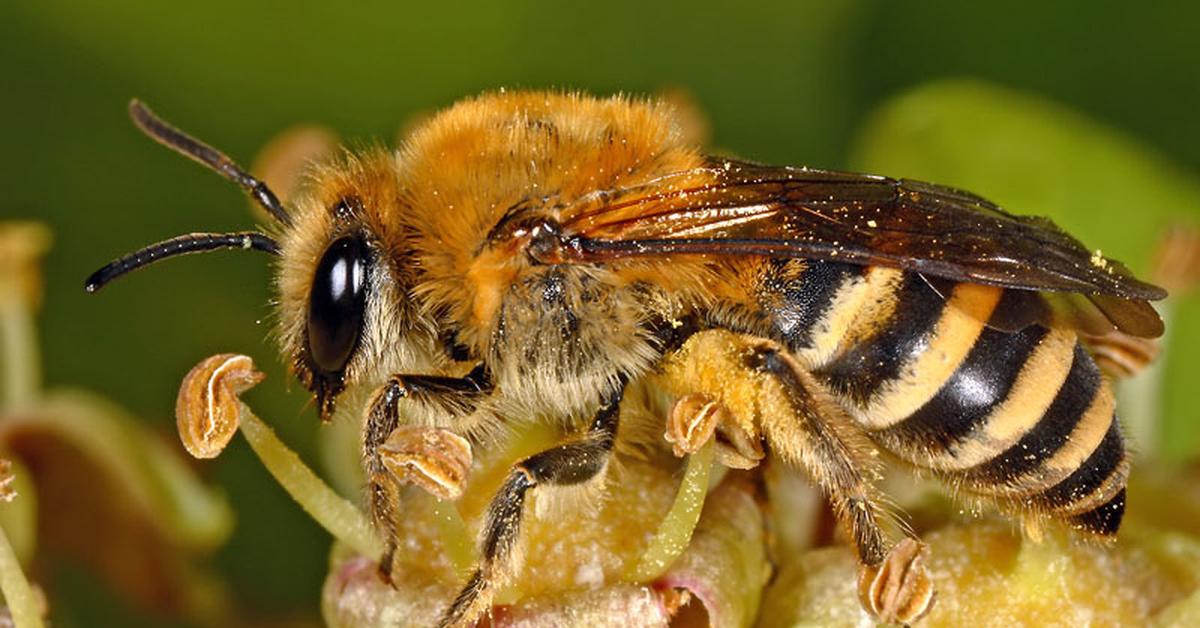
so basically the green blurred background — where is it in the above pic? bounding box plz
[1,1,1197,625]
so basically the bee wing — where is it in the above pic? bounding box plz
[559,159,1166,337]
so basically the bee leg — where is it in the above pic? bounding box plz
[745,345,888,564]
[438,379,627,628]
[1082,329,1160,379]
[363,378,404,583]
[746,344,934,625]
[382,363,493,418]
[362,365,492,582]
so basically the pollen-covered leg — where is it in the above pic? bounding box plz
[748,343,933,623]
[363,368,492,581]
[1083,329,1160,379]
[748,345,889,564]
[438,381,626,628]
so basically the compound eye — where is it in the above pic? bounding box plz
[307,235,369,375]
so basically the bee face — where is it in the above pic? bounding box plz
[276,152,439,420]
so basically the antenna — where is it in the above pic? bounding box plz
[85,231,280,293]
[128,100,293,227]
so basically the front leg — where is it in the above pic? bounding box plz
[438,378,627,628]
[374,362,492,421]
[363,365,493,582]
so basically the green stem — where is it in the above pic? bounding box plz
[0,300,39,410]
[237,405,382,559]
[0,518,42,628]
[627,440,715,582]
[430,496,475,575]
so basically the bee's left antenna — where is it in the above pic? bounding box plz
[128,99,294,227]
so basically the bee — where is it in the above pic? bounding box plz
[86,91,1166,626]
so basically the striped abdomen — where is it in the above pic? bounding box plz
[758,259,1128,535]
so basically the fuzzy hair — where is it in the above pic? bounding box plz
[275,91,731,430]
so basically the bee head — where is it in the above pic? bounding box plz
[276,151,437,421]
[85,101,438,422]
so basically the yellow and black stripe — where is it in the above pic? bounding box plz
[759,261,1128,536]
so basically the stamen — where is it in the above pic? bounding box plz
[174,353,382,560]
[0,458,46,628]
[626,439,715,582]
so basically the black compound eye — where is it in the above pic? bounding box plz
[307,235,369,375]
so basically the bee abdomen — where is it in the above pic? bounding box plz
[757,259,867,353]
[1030,421,1128,535]
[782,267,1128,536]
[813,271,1001,430]
[946,341,1129,535]
[888,325,1126,535]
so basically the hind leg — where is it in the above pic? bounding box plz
[655,329,933,624]
[747,342,933,625]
